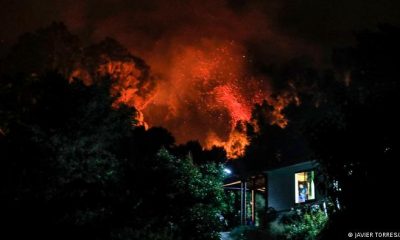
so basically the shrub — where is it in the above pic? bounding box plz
[229,226,269,240]
[270,205,328,240]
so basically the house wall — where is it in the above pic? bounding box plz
[266,161,321,212]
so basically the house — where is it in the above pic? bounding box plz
[223,160,326,226]
[266,160,323,212]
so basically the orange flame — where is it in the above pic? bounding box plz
[70,58,152,127]
[213,85,252,127]
[141,40,271,158]
[69,40,296,159]
[205,121,249,159]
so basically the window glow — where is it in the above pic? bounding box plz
[295,171,315,203]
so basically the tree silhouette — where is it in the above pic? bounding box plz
[309,25,400,238]
[0,23,229,239]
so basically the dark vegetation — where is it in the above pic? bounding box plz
[230,24,400,238]
[0,24,229,240]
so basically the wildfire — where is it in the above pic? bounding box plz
[140,40,274,158]
[213,85,252,127]
[68,39,294,159]
[4,8,316,160]
[268,91,300,128]
[205,122,249,159]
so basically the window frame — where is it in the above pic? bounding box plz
[294,168,317,204]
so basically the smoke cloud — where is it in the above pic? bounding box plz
[2,0,400,157]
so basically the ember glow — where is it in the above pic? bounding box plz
[204,121,249,159]
[16,0,314,159]
[139,40,270,158]
[9,0,311,159]
[4,0,389,158]
[67,39,296,158]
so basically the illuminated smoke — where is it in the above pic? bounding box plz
[139,40,256,156]
[204,121,249,159]
[61,0,315,158]
[68,38,296,158]
[4,0,317,159]
[136,40,298,158]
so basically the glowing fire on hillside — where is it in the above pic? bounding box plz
[70,40,294,159]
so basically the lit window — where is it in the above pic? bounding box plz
[295,171,315,203]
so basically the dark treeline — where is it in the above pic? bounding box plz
[0,72,231,240]
[231,24,400,238]
[315,25,400,237]
[0,23,231,240]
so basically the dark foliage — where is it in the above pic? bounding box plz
[0,72,134,239]
[310,25,400,238]
[174,141,227,165]
[0,70,228,240]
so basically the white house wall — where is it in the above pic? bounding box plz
[266,161,320,212]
